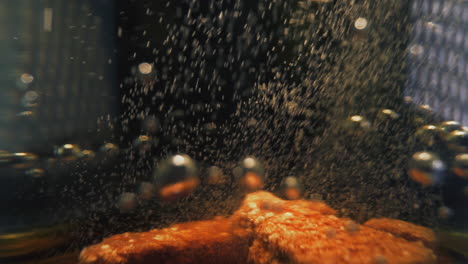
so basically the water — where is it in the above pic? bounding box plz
[1,0,467,263]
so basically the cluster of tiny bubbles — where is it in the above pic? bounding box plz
[107,0,450,230]
[408,151,446,187]
[153,154,199,202]
[233,157,265,192]
[279,176,303,200]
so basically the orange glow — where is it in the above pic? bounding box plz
[159,178,199,202]
[409,169,432,186]
[452,168,468,179]
[285,188,301,200]
[242,172,263,191]
[80,191,436,264]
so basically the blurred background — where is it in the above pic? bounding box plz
[0,0,467,263]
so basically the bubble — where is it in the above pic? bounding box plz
[375,109,400,131]
[26,168,45,178]
[377,109,400,121]
[452,153,468,179]
[79,149,96,160]
[100,143,119,157]
[408,151,446,186]
[117,192,138,213]
[153,154,199,202]
[20,73,34,84]
[22,91,39,107]
[0,150,14,165]
[437,206,452,219]
[138,62,153,74]
[345,115,371,130]
[354,17,368,30]
[55,144,81,160]
[133,135,152,151]
[445,130,468,152]
[409,44,424,55]
[438,121,463,136]
[237,157,265,192]
[12,152,38,167]
[280,176,303,200]
[207,166,225,185]
[415,125,439,147]
[139,182,155,200]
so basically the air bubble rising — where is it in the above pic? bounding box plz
[408,151,446,186]
[153,154,199,202]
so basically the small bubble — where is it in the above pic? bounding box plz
[138,62,153,74]
[445,130,468,152]
[408,152,445,186]
[415,125,439,147]
[354,17,368,30]
[345,115,371,129]
[26,168,45,178]
[153,154,199,202]
[118,192,138,213]
[280,176,303,200]
[438,121,463,135]
[133,135,152,151]
[55,144,81,160]
[22,91,39,107]
[20,73,34,84]
[437,206,452,219]
[100,143,119,157]
[139,182,155,200]
[236,157,265,192]
[410,44,424,55]
[79,149,96,160]
[452,153,468,179]
[0,150,14,164]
